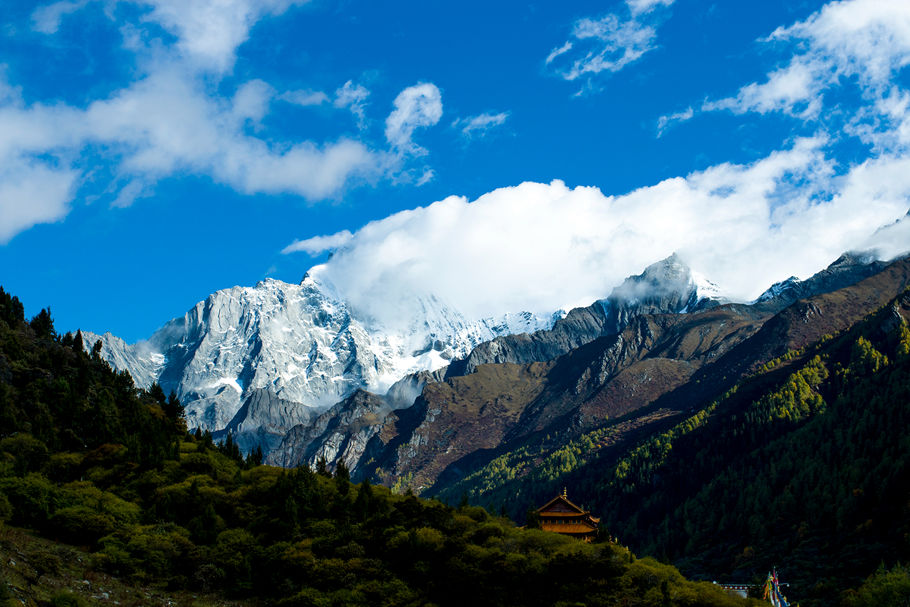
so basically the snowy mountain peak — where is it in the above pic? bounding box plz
[608,254,723,313]
[82,255,732,457]
[84,274,559,453]
[755,276,800,303]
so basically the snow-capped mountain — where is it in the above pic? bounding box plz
[93,249,877,460]
[83,268,561,452]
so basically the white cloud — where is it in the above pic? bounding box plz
[0,157,78,244]
[334,80,371,129]
[547,0,673,89]
[701,0,910,151]
[453,112,510,138]
[31,0,89,34]
[32,0,309,72]
[110,179,150,208]
[127,0,310,73]
[82,69,380,198]
[627,0,675,18]
[415,168,435,186]
[4,4,443,242]
[656,106,694,137]
[545,41,573,66]
[280,89,330,107]
[295,137,909,331]
[385,83,443,153]
[0,67,382,242]
[282,229,353,255]
[704,62,821,118]
[231,79,275,125]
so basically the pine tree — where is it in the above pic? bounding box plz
[335,460,351,496]
[164,391,184,424]
[354,479,374,521]
[148,382,166,404]
[245,445,263,468]
[29,307,55,339]
[316,456,330,477]
[0,286,25,325]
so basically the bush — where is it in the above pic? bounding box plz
[0,434,48,475]
[0,473,63,529]
[49,506,117,545]
[44,452,84,482]
[0,493,11,522]
[842,564,910,607]
[49,590,90,607]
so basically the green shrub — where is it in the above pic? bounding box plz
[49,506,117,544]
[49,590,90,607]
[0,434,48,475]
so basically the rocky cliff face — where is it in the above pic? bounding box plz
[84,272,557,454]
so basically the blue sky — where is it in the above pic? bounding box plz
[2,0,910,341]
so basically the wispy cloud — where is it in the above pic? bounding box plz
[703,62,821,119]
[547,0,675,93]
[626,0,674,17]
[280,89,330,107]
[31,0,89,34]
[33,0,313,73]
[655,106,694,137]
[453,112,510,139]
[0,68,382,224]
[696,0,910,152]
[334,80,371,129]
[124,0,311,74]
[385,83,443,154]
[282,229,353,255]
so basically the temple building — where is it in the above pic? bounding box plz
[536,488,600,542]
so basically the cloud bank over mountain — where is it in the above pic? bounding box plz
[282,0,910,330]
[292,139,910,329]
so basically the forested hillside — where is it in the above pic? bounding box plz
[596,292,910,605]
[443,286,910,606]
[0,286,755,606]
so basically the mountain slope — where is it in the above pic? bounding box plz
[447,252,887,378]
[266,254,906,495]
[84,273,558,453]
[427,261,910,607]
[265,254,733,473]
[431,255,910,511]
[581,289,910,606]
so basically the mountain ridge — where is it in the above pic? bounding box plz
[265,252,903,481]
[85,250,899,464]
[83,273,559,453]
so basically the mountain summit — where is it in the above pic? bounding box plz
[84,273,558,452]
[84,251,892,458]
